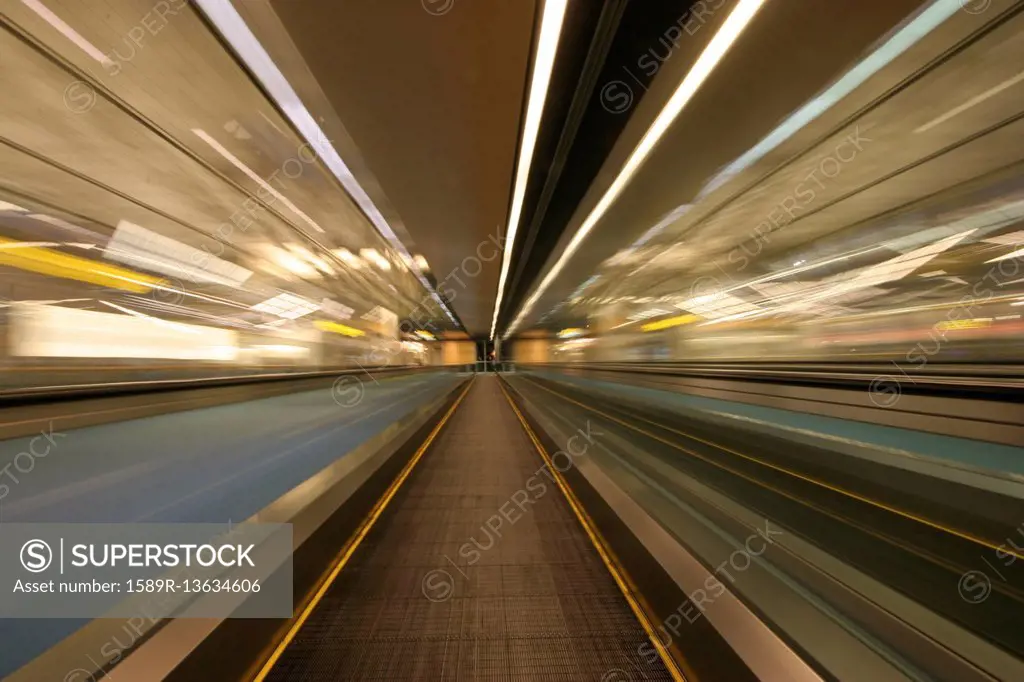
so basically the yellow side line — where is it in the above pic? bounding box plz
[498,379,691,682]
[523,376,1024,563]
[251,377,474,682]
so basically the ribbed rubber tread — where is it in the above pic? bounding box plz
[267,375,671,680]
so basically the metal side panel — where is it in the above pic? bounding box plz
[265,375,670,681]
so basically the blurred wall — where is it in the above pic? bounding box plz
[512,339,550,363]
[441,340,475,365]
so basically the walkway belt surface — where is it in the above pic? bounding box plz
[266,375,670,680]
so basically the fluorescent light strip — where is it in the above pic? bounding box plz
[507,0,767,337]
[701,0,961,195]
[987,247,1024,264]
[251,292,319,319]
[106,219,253,286]
[192,0,456,325]
[489,0,568,339]
[0,241,61,249]
[916,69,1024,133]
[20,0,114,67]
[192,129,324,234]
[333,248,363,268]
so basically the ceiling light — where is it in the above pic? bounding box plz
[10,303,238,361]
[285,243,314,259]
[0,241,61,249]
[414,329,436,341]
[490,0,568,340]
[0,200,29,212]
[260,245,319,278]
[360,248,391,271]
[678,292,761,319]
[628,308,672,321]
[332,248,363,268]
[251,293,319,319]
[105,220,252,286]
[20,0,115,67]
[986,247,1024,264]
[507,0,767,337]
[311,258,334,275]
[413,254,430,271]
[285,243,335,275]
[319,298,354,320]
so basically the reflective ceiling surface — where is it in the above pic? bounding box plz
[509,0,1024,340]
[1,0,454,336]
[263,0,539,337]
[4,0,1023,354]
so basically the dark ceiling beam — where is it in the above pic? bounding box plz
[498,0,705,333]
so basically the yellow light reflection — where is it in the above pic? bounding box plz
[0,237,164,293]
[642,314,700,332]
[935,318,992,331]
[314,319,366,337]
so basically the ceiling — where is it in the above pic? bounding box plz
[6,0,1019,352]
[0,0,462,336]
[0,0,597,340]
[508,0,1024,337]
[258,0,540,336]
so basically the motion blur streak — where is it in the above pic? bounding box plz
[192,0,456,323]
[508,0,768,337]
[490,0,568,339]
[704,0,964,194]
[0,238,163,293]
[10,304,239,361]
[4,1,1024,682]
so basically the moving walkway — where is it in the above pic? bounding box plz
[245,374,681,680]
